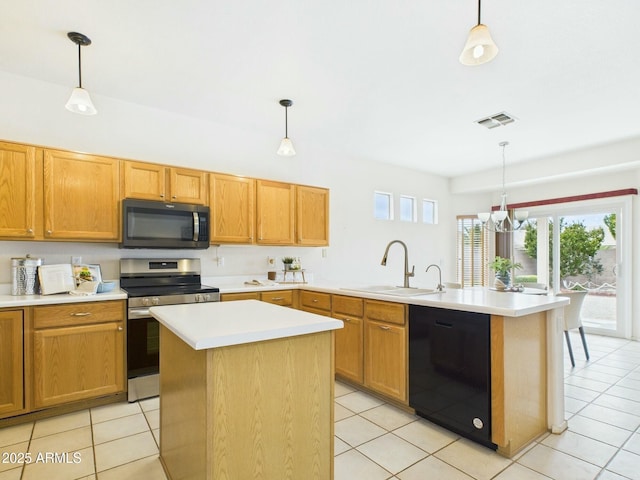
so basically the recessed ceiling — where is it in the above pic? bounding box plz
[0,1,639,177]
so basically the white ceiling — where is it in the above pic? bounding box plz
[1,0,639,177]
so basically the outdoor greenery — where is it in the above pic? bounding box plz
[523,218,605,281]
[604,213,616,239]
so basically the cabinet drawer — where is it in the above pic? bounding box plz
[332,295,363,317]
[33,301,125,329]
[365,300,406,325]
[300,291,331,311]
[221,292,261,301]
[260,290,294,307]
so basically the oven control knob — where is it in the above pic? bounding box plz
[195,294,202,302]
[204,294,211,302]
[152,297,160,305]
[142,298,151,306]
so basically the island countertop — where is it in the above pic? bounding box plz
[150,299,343,350]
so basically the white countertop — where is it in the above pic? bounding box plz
[150,300,343,350]
[0,289,127,307]
[0,279,568,317]
[218,283,569,317]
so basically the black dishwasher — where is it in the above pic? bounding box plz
[409,305,496,449]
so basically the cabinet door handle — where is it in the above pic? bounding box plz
[46,230,52,235]
[160,193,165,198]
[71,312,92,317]
[271,297,284,301]
[117,326,124,331]
[343,317,351,323]
[172,195,177,199]
[27,228,33,234]
[378,325,391,331]
[312,299,318,303]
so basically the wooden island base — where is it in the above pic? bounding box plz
[159,325,334,480]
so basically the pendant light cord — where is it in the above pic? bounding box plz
[77,43,83,88]
[477,0,482,26]
[284,106,288,138]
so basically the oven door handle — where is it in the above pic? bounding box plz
[129,309,152,319]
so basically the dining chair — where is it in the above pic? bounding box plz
[557,290,590,367]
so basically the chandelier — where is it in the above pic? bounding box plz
[477,141,528,232]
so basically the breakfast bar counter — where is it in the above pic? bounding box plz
[150,300,343,480]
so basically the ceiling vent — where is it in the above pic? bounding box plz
[475,112,517,129]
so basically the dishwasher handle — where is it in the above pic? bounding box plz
[435,320,453,328]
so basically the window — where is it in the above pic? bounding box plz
[422,199,437,224]
[374,191,393,220]
[399,195,416,222]
[456,215,489,287]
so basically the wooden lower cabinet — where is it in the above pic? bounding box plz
[220,292,260,301]
[260,290,296,308]
[32,301,125,409]
[300,290,331,315]
[0,310,25,418]
[331,295,364,384]
[363,300,407,403]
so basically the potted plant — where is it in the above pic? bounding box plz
[489,256,522,290]
[281,257,296,271]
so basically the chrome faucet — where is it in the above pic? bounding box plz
[381,240,415,288]
[426,264,444,291]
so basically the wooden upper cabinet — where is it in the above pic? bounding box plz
[210,173,255,243]
[0,142,42,239]
[122,161,165,201]
[256,180,295,244]
[122,160,208,205]
[169,167,208,205]
[43,149,120,241]
[296,185,329,246]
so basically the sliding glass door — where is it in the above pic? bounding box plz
[513,197,631,338]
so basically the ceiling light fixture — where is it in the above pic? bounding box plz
[477,142,528,232]
[65,32,97,115]
[459,0,499,66]
[277,99,296,156]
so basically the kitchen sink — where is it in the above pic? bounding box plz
[341,286,441,297]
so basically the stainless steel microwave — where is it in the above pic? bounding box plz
[121,199,210,249]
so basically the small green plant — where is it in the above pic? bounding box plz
[281,257,295,264]
[488,256,522,276]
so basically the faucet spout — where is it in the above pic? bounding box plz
[425,264,444,291]
[381,240,414,288]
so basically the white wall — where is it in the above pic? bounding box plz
[0,71,454,288]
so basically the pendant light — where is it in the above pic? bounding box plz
[65,32,97,115]
[459,0,499,66]
[277,99,296,156]
[477,142,528,232]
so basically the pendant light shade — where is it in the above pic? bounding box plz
[65,87,97,115]
[277,99,296,156]
[65,32,97,115]
[459,0,499,66]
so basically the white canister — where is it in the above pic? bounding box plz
[11,255,43,295]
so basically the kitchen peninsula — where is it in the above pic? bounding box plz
[149,300,343,480]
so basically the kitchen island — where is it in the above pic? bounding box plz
[150,300,343,480]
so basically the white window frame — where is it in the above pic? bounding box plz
[422,198,438,224]
[374,191,394,220]
[399,195,417,223]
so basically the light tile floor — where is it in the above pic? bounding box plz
[1,333,639,479]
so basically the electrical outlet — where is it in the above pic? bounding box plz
[267,256,276,267]
[71,256,82,265]
[216,257,225,267]
[322,249,328,258]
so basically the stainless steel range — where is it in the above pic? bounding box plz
[120,258,220,401]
